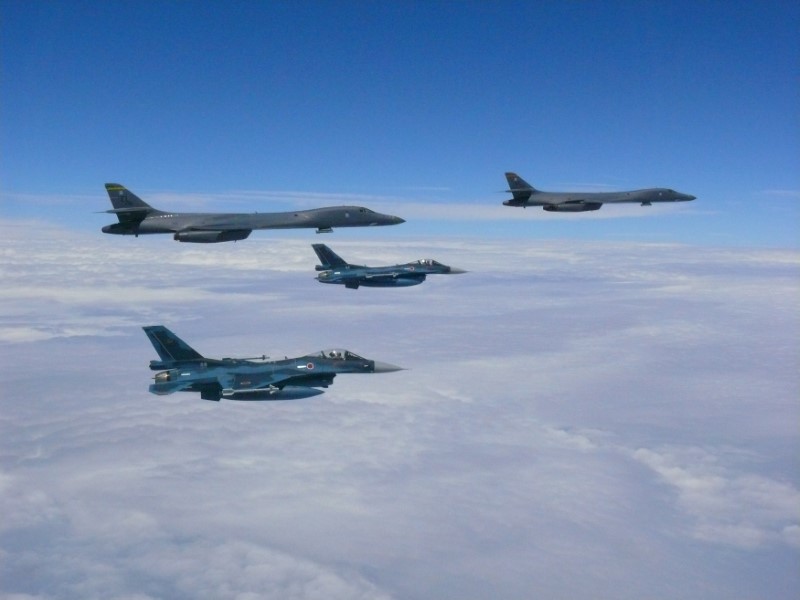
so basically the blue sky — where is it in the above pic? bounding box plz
[2,0,798,246]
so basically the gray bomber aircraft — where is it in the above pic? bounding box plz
[102,183,405,242]
[143,325,403,401]
[503,172,696,212]
[312,243,466,289]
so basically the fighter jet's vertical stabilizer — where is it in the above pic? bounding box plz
[312,243,350,269]
[143,325,205,368]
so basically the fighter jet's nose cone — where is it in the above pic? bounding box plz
[372,361,404,373]
[394,216,406,224]
[686,194,697,201]
[448,267,468,274]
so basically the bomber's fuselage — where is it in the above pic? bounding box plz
[502,173,696,211]
[103,206,405,239]
[504,188,696,208]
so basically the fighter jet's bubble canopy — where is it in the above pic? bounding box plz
[314,349,365,361]
[415,259,444,267]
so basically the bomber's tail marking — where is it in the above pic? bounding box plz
[504,172,536,204]
[104,183,158,223]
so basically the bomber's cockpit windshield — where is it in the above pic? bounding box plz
[315,349,365,361]
[415,259,443,267]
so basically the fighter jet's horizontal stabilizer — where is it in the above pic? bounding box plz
[102,183,405,243]
[503,172,695,212]
[312,244,466,289]
[142,325,403,402]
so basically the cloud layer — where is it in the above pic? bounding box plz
[1,222,798,599]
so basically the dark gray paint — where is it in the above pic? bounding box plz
[102,183,405,242]
[504,172,696,212]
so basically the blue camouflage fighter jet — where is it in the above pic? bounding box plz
[312,244,466,289]
[143,326,403,401]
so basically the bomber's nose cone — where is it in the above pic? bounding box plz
[373,361,404,373]
[447,267,468,274]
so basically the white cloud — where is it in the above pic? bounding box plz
[632,447,800,548]
[1,224,798,599]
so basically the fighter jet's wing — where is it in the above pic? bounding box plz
[223,371,336,393]
[273,373,336,388]
[331,272,400,288]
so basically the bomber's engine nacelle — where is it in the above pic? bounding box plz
[543,203,602,212]
[102,222,139,235]
[173,230,251,243]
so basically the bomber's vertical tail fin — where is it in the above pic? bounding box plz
[312,244,349,269]
[504,172,536,204]
[143,326,205,365]
[104,183,158,223]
